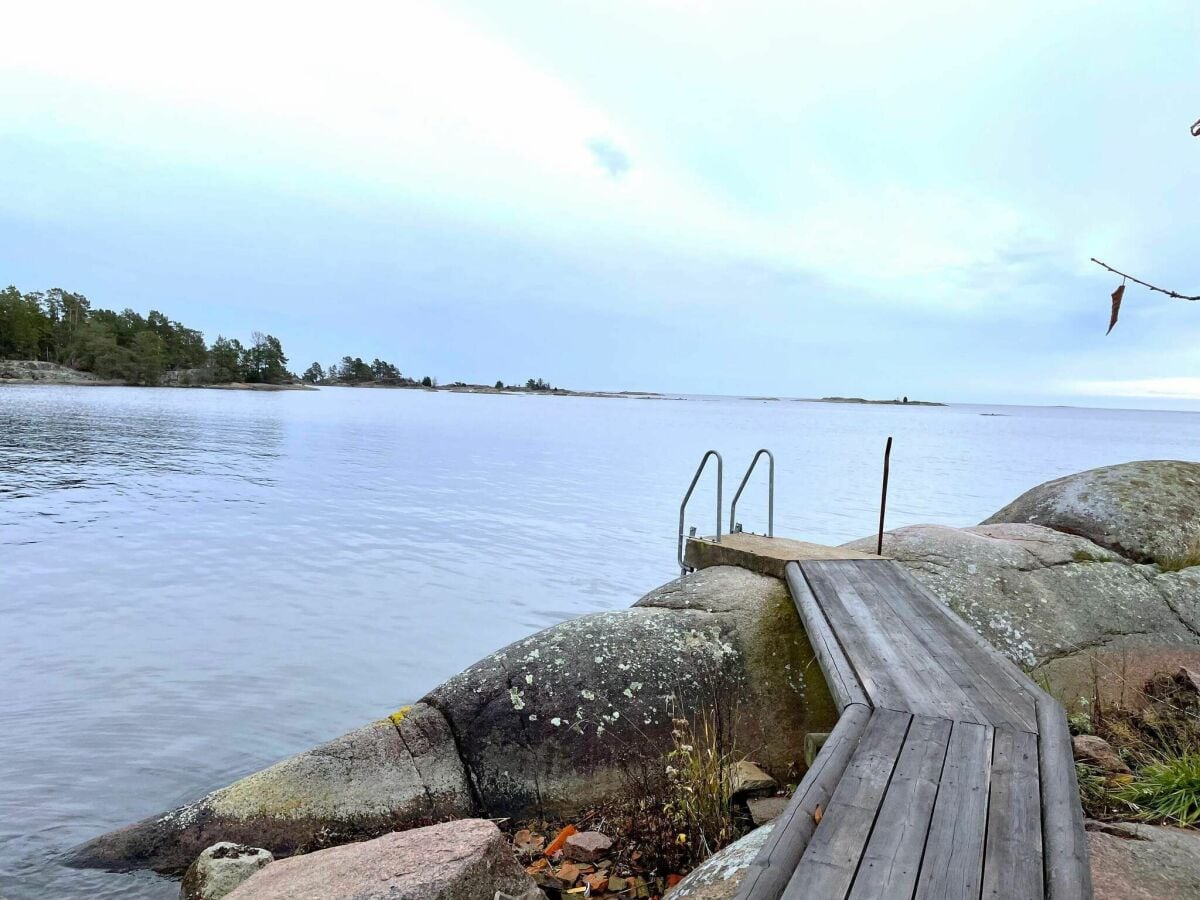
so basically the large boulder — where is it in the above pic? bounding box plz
[68,703,472,874]
[71,567,836,872]
[984,460,1200,564]
[665,824,773,899]
[843,522,1200,705]
[1087,820,1200,899]
[424,566,837,817]
[0,359,103,383]
[180,843,273,900]
[224,819,538,900]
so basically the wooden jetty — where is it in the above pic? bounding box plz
[684,535,1092,899]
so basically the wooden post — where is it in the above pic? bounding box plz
[877,436,892,556]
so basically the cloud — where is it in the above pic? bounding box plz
[586,138,632,177]
[1065,378,1200,400]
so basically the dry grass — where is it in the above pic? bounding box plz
[1155,535,1200,572]
[1075,669,1200,826]
[663,709,741,859]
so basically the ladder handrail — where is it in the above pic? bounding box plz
[730,448,775,536]
[678,450,723,573]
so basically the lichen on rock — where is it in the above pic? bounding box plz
[424,565,837,818]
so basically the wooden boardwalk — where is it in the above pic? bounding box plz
[733,558,1092,900]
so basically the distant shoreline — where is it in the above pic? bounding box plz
[330,381,666,400]
[0,361,663,398]
[807,396,946,407]
[1,361,943,404]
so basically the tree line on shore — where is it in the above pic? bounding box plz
[0,286,289,385]
[2,284,561,392]
[300,357,434,386]
[300,359,556,393]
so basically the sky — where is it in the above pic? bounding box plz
[1,0,1197,405]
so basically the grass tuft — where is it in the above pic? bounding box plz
[1115,754,1200,826]
[664,710,740,859]
[1155,535,1200,572]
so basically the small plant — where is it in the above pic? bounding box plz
[1076,764,1128,820]
[1114,754,1200,826]
[1067,710,1094,736]
[664,710,740,859]
[1072,549,1104,563]
[1155,535,1200,572]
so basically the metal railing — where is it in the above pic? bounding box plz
[677,450,723,574]
[730,448,774,536]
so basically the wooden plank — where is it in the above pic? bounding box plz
[806,561,981,722]
[784,561,868,710]
[1037,698,1094,899]
[736,703,872,900]
[885,561,1044,697]
[983,728,1044,900]
[847,715,952,899]
[914,721,992,900]
[865,561,1038,732]
[834,561,997,725]
[873,561,1042,725]
[780,708,912,900]
[799,563,917,714]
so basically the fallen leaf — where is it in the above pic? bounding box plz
[526,858,549,873]
[1107,283,1125,335]
[586,872,609,892]
[557,862,583,884]
[545,824,578,857]
[813,804,823,825]
[667,873,684,887]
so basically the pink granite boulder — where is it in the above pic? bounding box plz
[224,819,538,900]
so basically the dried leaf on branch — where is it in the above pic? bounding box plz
[1107,283,1125,335]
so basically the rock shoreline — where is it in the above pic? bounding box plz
[67,459,1200,896]
[69,566,835,875]
[0,360,316,390]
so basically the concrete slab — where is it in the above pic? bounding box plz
[684,532,883,578]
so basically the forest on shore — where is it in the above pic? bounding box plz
[0,286,289,386]
[2,285,558,392]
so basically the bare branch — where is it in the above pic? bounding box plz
[1192,118,1200,137]
[1089,258,1200,301]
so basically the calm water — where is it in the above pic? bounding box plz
[3,385,1200,898]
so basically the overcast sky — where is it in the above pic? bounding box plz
[2,1,1197,404]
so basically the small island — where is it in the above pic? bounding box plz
[809,396,946,406]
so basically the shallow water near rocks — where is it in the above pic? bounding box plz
[2,385,1199,898]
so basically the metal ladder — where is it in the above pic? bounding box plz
[678,449,775,575]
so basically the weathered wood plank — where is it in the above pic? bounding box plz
[833,561,996,725]
[740,552,1089,900]
[735,703,872,900]
[800,563,921,714]
[1037,698,1094,899]
[866,561,1038,732]
[885,560,1044,697]
[806,561,981,722]
[784,561,868,710]
[983,728,1044,900]
[780,709,912,900]
[847,715,952,899]
[914,721,992,900]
